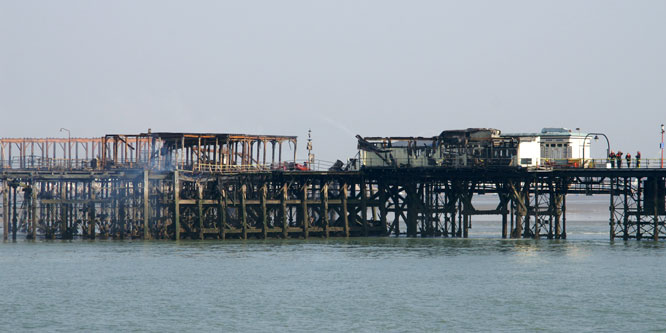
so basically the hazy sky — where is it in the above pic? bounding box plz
[1,0,665,162]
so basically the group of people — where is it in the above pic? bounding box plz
[609,151,641,168]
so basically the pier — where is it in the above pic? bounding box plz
[1,132,665,241]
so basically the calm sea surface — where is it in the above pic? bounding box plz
[1,195,665,332]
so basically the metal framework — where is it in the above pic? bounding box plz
[0,137,104,169]
[101,132,298,171]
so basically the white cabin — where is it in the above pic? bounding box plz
[539,128,590,163]
[502,128,591,167]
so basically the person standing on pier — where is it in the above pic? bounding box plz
[610,151,616,168]
[636,151,641,168]
[616,151,623,168]
[626,152,631,168]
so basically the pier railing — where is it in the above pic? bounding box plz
[196,160,338,173]
[357,156,666,169]
[0,157,99,170]
[546,158,662,169]
[3,156,666,172]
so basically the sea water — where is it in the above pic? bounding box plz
[1,195,665,332]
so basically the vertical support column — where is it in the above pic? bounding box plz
[462,193,469,238]
[406,182,417,237]
[510,181,525,239]
[456,198,464,237]
[342,183,349,237]
[61,181,68,239]
[31,183,37,240]
[360,182,368,237]
[117,180,125,240]
[624,178,631,240]
[533,181,539,240]
[198,182,204,240]
[424,184,432,237]
[513,201,522,238]
[510,200,514,237]
[218,188,227,240]
[261,183,268,239]
[241,184,247,240]
[369,184,378,223]
[554,195,561,240]
[547,191,554,240]
[174,171,180,240]
[393,187,402,236]
[321,183,329,238]
[561,194,567,239]
[302,183,309,239]
[281,183,288,238]
[609,177,616,240]
[11,186,17,241]
[653,177,659,241]
[143,170,151,240]
[379,183,388,236]
[636,178,642,240]
[521,183,529,238]
[3,182,8,240]
[89,181,96,239]
[501,193,508,239]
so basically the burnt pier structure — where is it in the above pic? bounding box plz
[1,132,665,241]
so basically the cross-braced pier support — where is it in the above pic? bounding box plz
[610,176,666,240]
[2,169,666,241]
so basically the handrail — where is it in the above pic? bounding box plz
[551,158,660,169]
[2,156,664,171]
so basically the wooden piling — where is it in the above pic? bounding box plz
[31,183,37,240]
[321,183,329,238]
[561,194,567,239]
[198,182,204,240]
[379,183,388,236]
[174,171,180,240]
[12,186,17,241]
[342,183,349,237]
[533,181,539,240]
[654,177,659,241]
[143,170,150,240]
[406,183,417,237]
[261,183,268,239]
[89,181,96,239]
[241,184,247,240]
[61,182,68,239]
[281,183,288,238]
[3,183,8,240]
[302,183,309,239]
[218,188,227,240]
[360,182,368,237]
[117,181,125,240]
[501,196,508,239]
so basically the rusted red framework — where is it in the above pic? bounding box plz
[101,132,298,170]
[0,132,297,171]
[0,137,103,169]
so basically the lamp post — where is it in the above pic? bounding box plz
[661,124,664,169]
[582,133,610,168]
[60,128,71,169]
